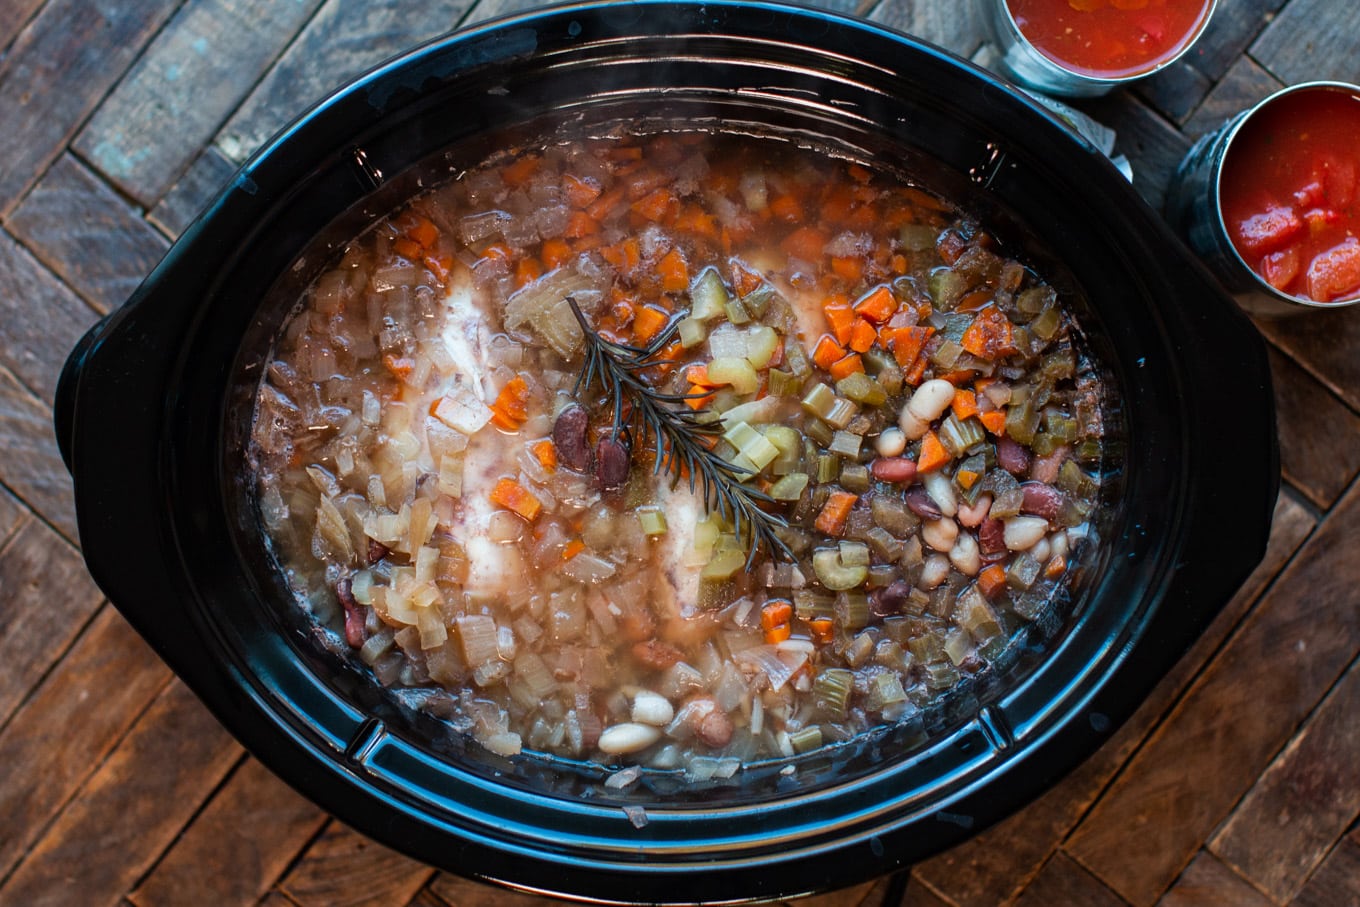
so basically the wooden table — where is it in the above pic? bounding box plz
[0,1,1357,905]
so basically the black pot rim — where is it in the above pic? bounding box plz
[57,2,1278,902]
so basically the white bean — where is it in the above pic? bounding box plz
[1050,530,1070,560]
[920,553,951,589]
[949,533,981,576]
[957,493,992,528]
[923,472,958,517]
[631,691,675,727]
[898,379,955,440]
[1003,516,1049,552]
[598,722,662,754]
[1030,537,1051,565]
[922,517,959,552]
[875,426,907,458]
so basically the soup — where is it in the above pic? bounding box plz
[1005,0,1213,79]
[1219,86,1360,304]
[249,131,1107,773]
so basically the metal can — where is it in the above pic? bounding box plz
[976,0,1218,98]
[1165,81,1360,316]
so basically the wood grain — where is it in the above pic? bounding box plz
[277,822,437,907]
[1181,56,1283,140]
[1064,483,1360,905]
[73,0,326,206]
[0,0,44,57]
[0,229,99,404]
[146,146,240,239]
[1157,852,1274,907]
[1012,853,1124,907]
[213,0,475,165]
[1255,305,1360,417]
[1080,92,1194,211]
[0,606,171,880]
[865,0,986,59]
[0,680,242,907]
[1249,0,1360,85]
[128,756,328,907]
[1292,836,1360,907]
[0,365,76,541]
[0,0,180,215]
[1182,0,1290,83]
[1135,61,1212,125]
[1267,345,1360,509]
[5,154,169,315]
[1209,658,1360,902]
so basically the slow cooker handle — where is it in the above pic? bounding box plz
[55,316,109,474]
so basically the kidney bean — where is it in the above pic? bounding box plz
[1030,446,1069,484]
[619,606,657,643]
[632,639,684,671]
[871,579,912,617]
[905,485,943,520]
[1021,482,1064,521]
[335,578,366,648]
[552,403,593,471]
[696,702,734,748]
[595,433,631,490]
[957,493,992,528]
[978,517,1007,556]
[871,457,918,483]
[996,436,1030,475]
[366,538,391,564]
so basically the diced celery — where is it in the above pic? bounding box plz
[870,494,919,537]
[724,297,751,325]
[839,463,870,494]
[801,383,836,419]
[794,588,835,620]
[1029,305,1061,340]
[814,668,854,715]
[864,526,903,561]
[702,544,747,581]
[723,420,762,451]
[1005,399,1040,445]
[836,593,870,631]
[741,285,775,317]
[768,368,798,397]
[836,371,887,406]
[823,397,860,430]
[938,413,986,457]
[740,433,781,472]
[1016,285,1056,317]
[838,539,871,567]
[763,425,802,473]
[812,547,868,591]
[828,430,863,458]
[927,268,969,309]
[1006,553,1042,590]
[770,472,810,501]
[930,338,964,369]
[900,223,939,252]
[637,506,668,537]
[707,357,759,394]
[806,419,835,449]
[743,325,780,369]
[676,317,708,349]
[785,337,812,378]
[789,726,823,753]
[690,267,729,321]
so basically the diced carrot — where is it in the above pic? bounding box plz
[937,369,978,386]
[828,352,865,381]
[651,340,684,376]
[1044,555,1068,580]
[814,490,858,536]
[917,430,951,473]
[406,215,439,250]
[881,324,933,368]
[902,186,953,213]
[956,289,993,313]
[562,538,587,561]
[563,173,603,208]
[563,210,599,239]
[904,353,929,386]
[393,237,422,261]
[632,304,671,345]
[848,317,877,354]
[781,225,826,262]
[586,187,626,222]
[960,306,1018,360]
[532,439,558,471]
[822,295,856,346]
[821,184,856,225]
[631,187,678,223]
[848,163,872,184]
[951,389,980,421]
[490,477,542,522]
[890,253,908,275]
[657,247,689,293]
[769,193,804,222]
[685,384,715,411]
[383,354,415,381]
[812,333,846,371]
[515,257,542,289]
[501,154,541,187]
[606,145,643,162]
[674,205,719,242]
[764,622,792,645]
[730,260,765,296]
[610,295,637,329]
[937,230,968,264]
[540,237,572,269]
[977,564,1007,599]
[979,409,1008,436]
[685,363,715,388]
[852,285,897,324]
[831,255,864,283]
[489,376,530,431]
[808,617,835,645]
[760,600,793,631]
[423,253,452,285]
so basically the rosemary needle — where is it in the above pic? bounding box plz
[567,296,792,566]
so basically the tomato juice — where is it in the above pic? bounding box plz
[1219,87,1360,304]
[1005,0,1213,79]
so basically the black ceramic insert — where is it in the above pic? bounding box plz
[55,2,1277,903]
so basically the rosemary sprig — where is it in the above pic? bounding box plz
[567,297,792,566]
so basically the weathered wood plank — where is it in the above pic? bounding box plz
[0,510,101,731]
[1291,836,1360,907]
[0,606,171,880]
[0,229,100,404]
[1079,93,1193,212]
[5,154,169,315]
[1157,851,1273,907]
[1181,0,1288,84]
[73,0,325,206]
[1268,345,1360,509]
[1249,0,1360,85]
[147,146,240,239]
[277,821,436,907]
[1135,61,1212,125]
[912,490,1315,907]
[0,0,44,59]
[864,0,986,59]
[1181,56,1283,141]
[1063,484,1360,905]
[427,872,560,907]
[0,482,25,551]
[1013,853,1124,907]
[0,680,242,907]
[0,0,181,215]
[1255,303,1360,417]
[0,363,77,541]
[214,0,475,165]
[1209,658,1360,902]
[902,876,954,907]
[128,756,328,907]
